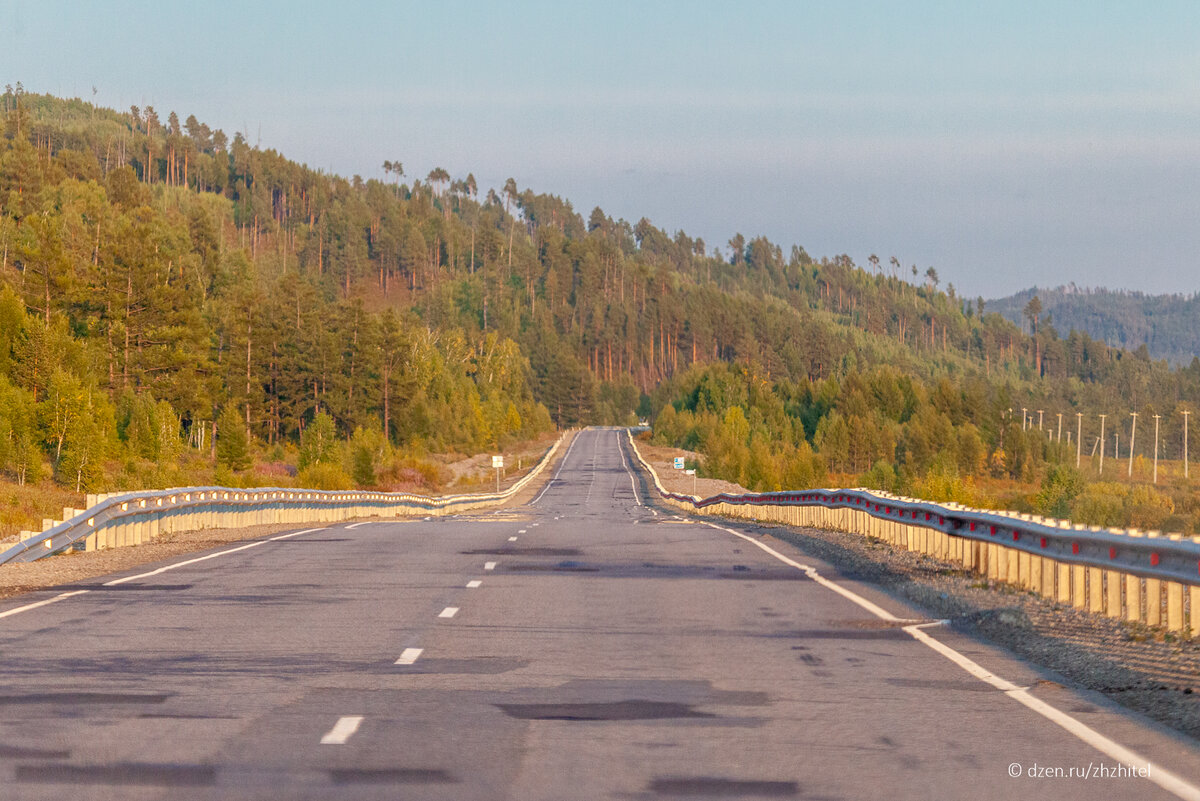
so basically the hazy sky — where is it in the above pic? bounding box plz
[3,1,1199,297]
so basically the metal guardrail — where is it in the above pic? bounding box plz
[0,435,565,566]
[626,430,1200,637]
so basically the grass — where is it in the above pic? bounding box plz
[0,481,86,542]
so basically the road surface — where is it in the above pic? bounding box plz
[1,428,1198,799]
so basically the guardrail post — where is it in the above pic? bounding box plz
[1072,564,1086,609]
[1088,566,1104,613]
[1191,582,1200,639]
[1125,575,1143,623]
[1106,569,1123,619]
[1039,557,1054,600]
[1166,581,1184,633]
[1056,558,1070,604]
[1145,577,1163,627]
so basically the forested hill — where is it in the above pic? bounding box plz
[2,87,1199,505]
[989,287,1200,366]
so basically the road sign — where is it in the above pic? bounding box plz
[492,455,504,468]
[673,457,685,469]
[685,469,695,475]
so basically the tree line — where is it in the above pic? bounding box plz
[3,87,1199,523]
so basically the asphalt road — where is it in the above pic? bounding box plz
[2,428,1199,800]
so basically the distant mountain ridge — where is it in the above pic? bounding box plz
[988,286,1200,366]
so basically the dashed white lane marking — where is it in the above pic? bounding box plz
[320,716,364,745]
[484,561,498,570]
[466,580,482,588]
[508,536,518,542]
[0,590,91,620]
[438,607,459,618]
[530,523,539,527]
[518,529,527,534]
[700,520,1200,801]
[103,528,328,587]
[395,648,424,665]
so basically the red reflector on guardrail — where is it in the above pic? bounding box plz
[1109,547,1117,559]
[990,526,997,535]
[1012,532,1020,542]
[1072,542,1080,555]
[1150,553,1160,566]
[1039,537,1047,548]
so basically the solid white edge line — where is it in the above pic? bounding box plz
[466,580,482,588]
[320,715,364,745]
[346,521,376,530]
[438,606,459,618]
[484,561,497,570]
[0,589,91,620]
[700,520,1200,801]
[615,430,643,506]
[395,647,424,665]
[103,528,328,586]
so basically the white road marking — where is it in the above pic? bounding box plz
[438,607,459,618]
[615,432,643,506]
[466,580,482,588]
[518,529,527,534]
[0,590,91,620]
[532,431,583,505]
[346,521,376,530]
[701,520,1200,801]
[508,536,518,542]
[320,715,364,745]
[395,648,424,665]
[484,561,498,570]
[1,527,332,621]
[103,529,328,587]
[530,523,539,527]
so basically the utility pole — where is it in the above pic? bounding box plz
[1076,413,1082,468]
[1098,414,1107,474]
[1128,412,1138,479]
[1153,413,1161,484]
[1056,412,1062,443]
[1184,410,1191,480]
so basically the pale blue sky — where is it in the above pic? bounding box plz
[3,1,1199,296]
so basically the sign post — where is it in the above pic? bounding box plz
[492,455,504,492]
[685,468,696,496]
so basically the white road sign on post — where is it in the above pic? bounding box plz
[673,457,685,470]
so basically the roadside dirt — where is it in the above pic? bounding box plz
[0,431,575,603]
[635,441,751,498]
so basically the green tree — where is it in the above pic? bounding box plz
[216,404,251,471]
[299,411,338,470]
